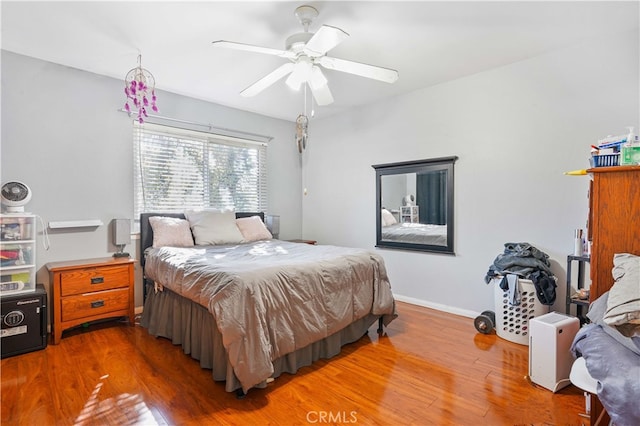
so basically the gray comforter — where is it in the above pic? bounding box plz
[144,240,397,392]
[571,324,640,426]
[571,292,640,426]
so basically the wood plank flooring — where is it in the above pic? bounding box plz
[1,302,587,425]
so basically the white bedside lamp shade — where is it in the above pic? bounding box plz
[112,218,131,257]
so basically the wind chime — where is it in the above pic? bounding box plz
[295,85,311,153]
[124,54,158,123]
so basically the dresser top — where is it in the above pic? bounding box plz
[46,256,135,271]
[588,165,640,174]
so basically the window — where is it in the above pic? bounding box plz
[133,122,267,218]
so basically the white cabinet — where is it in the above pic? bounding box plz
[399,206,419,223]
[0,214,36,295]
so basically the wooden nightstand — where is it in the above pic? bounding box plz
[46,257,135,344]
[287,239,317,245]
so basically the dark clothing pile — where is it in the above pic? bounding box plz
[485,242,557,305]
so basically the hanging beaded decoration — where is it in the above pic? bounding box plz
[124,54,158,123]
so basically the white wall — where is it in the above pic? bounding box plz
[301,29,640,317]
[1,51,302,307]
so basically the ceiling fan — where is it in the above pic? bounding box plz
[212,5,399,106]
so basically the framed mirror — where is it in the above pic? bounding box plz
[372,156,458,254]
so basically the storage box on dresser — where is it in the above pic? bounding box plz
[46,257,135,344]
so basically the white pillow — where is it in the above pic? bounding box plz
[184,209,244,245]
[236,216,272,242]
[148,216,194,248]
[381,209,397,227]
[604,253,640,337]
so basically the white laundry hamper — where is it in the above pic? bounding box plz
[492,276,549,345]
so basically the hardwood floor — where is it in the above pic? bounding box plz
[1,302,587,425]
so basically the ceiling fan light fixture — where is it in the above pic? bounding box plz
[309,66,328,90]
[310,81,334,106]
[285,57,312,90]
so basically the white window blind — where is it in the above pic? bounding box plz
[133,122,267,218]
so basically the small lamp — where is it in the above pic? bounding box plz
[112,218,131,258]
[265,215,280,239]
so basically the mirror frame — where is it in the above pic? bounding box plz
[372,156,458,254]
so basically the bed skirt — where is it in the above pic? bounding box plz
[140,283,380,393]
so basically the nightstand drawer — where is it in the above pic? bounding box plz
[60,287,130,322]
[60,265,130,296]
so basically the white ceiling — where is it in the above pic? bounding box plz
[2,1,638,122]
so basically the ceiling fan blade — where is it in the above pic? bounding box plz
[309,66,333,105]
[212,40,296,59]
[318,56,399,83]
[303,25,349,57]
[241,62,295,97]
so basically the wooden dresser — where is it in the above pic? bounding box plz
[588,166,640,301]
[47,257,135,344]
[586,165,640,425]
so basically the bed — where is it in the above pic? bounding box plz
[139,211,397,395]
[381,222,447,245]
[570,253,640,425]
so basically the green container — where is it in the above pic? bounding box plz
[620,145,640,165]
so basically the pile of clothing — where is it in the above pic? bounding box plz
[484,242,556,305]
[1,248,24,267]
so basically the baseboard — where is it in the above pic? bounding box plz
[393,294,479,319]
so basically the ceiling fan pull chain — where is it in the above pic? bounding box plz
[304,83,308,116]
[309,84,315,118]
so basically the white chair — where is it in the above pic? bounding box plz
[570,357,598,418]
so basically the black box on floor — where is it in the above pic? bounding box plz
[1,284,47,358]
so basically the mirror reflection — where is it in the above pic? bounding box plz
[373,156,457,254]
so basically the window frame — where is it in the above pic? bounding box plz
[132,121,268,219]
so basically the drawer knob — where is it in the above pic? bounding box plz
[90,276,104,284]
[91,300,105,308]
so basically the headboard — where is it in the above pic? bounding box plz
[139,211,265,299]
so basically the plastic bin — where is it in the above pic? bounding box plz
[492,277,548,345]
[590,153,619,168]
